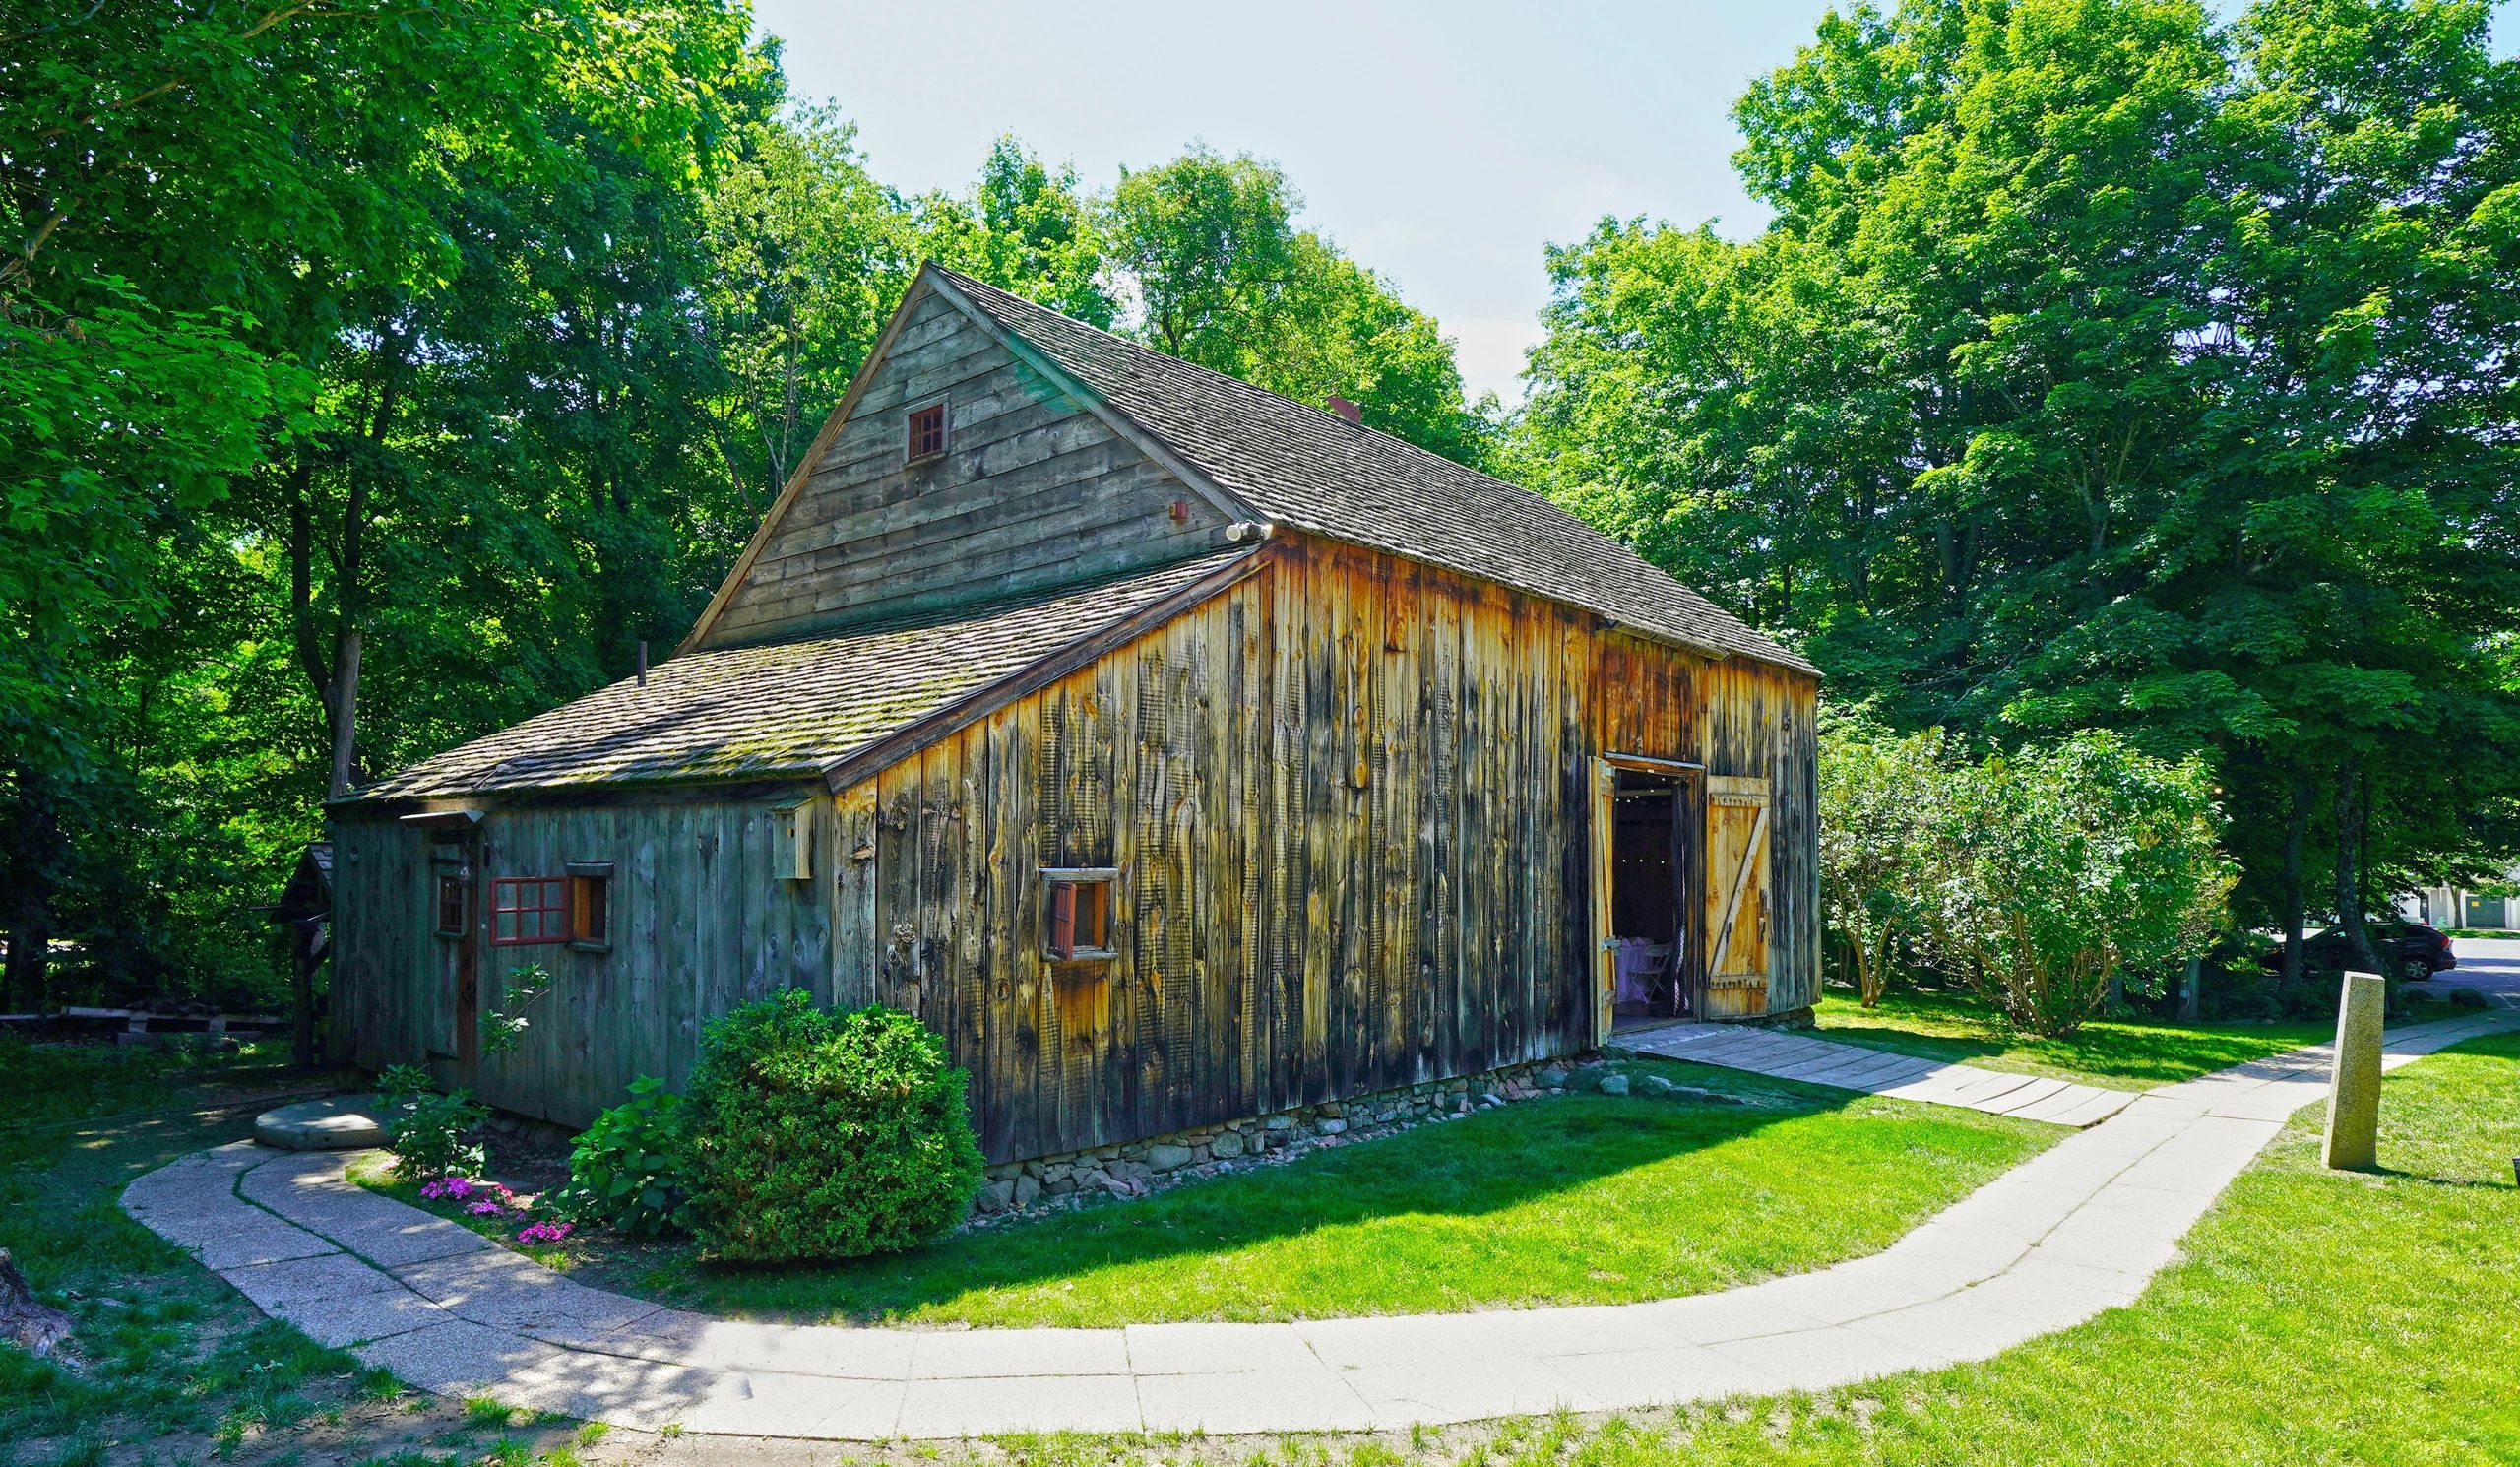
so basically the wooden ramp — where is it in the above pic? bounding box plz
[1615,1024,2139,1127]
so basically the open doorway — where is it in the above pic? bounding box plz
[1606,764,1693,1028]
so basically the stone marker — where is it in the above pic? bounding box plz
[255,1094,389,1151]
[2322,972,2384,1171]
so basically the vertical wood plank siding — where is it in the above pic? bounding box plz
[331,798,831,1123]
[332,535,1817,1154]
[842,535,1818,1163]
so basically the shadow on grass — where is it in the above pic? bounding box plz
[1813,986,2338,1088]
[572,1058,2055,1326]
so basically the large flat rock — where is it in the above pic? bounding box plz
[255,1094,388,1151]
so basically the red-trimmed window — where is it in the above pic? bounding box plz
[1041,867,1117,962]
[907,401,947,462]
[490,876,569,946]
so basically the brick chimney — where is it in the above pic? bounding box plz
[1326,395,1361,425]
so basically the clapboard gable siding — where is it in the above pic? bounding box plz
[699,287,1237,650]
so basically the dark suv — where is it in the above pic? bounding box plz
[2295,921,2457,981]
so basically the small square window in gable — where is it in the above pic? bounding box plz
[906,400,947,463]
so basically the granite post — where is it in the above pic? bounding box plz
[2322,970,2385,1171]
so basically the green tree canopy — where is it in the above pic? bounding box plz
[1512,0,2520,980]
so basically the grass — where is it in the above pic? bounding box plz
[1369,1025,2520,1467]
[551,1057,2056,1327]
[1805,984,2480,1090]
[0,1035,606,1466]
[10,1009,2511,1465]
[828,1020,2519,1467]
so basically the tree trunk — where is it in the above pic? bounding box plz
[2333,767,2386,993]
[327,630,361,799]
[1,769,59,1011]
[2281,770,2308,1003]
[0,1249,74,1360]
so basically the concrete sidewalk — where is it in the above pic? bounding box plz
[120,1009,2518,1441]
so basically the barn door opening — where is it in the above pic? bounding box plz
[1703,775,1772,1018]
[1592,755,1702,1043]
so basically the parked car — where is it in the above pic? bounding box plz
[2279,921,2457,981]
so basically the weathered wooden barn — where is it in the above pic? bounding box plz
[330,264,1820,1166]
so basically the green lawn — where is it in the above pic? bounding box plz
[1395,1026,2520,1467]
[13,1020,2514,1466]
[1810,986,2352,1090]
[0,1037,586,1467]
[531,1058,2055,1327]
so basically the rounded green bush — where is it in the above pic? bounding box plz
[682,989,984,1263]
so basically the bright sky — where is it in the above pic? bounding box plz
[751,1,1834,405]
[753,1,2515,407]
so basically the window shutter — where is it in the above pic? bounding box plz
[1048,882,1077,961]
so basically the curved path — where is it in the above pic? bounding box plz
[122,1010,2516,1440]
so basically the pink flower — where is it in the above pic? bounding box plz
[467,1199,505,1217]
[517,1221,573,1245]
[419,1176,476,1202]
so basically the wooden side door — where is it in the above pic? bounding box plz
[1589,758,1618,1046]
[426,836,479,1067]
[1703,775,1772,1017]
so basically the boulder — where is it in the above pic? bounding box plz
[1146,1143,1196,1173]
[1012,1173,1041,1208]
[1317,1117,1348,1135]
[254,1094,389,1151]
[1597,1074,1631,1096]
[1536,1066,1571,1088]
[1211,1131,1246,1159]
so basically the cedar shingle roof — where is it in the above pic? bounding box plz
[351,553,1247,800]
[931,266,1817,675]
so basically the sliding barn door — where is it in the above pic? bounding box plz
[1703,775,1772,1017]
[1590,759,1618,1046]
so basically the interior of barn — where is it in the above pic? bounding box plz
[1607,767,1690,1026]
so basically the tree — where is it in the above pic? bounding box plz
[699,96,930,512]
[2,0,757,1006]
[1104,145,1491,462]
[1816,722,1950,1006]
[1513,0,2520,959]
[1923,732,2236,1036]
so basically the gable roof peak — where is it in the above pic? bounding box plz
[921,263,1815,675]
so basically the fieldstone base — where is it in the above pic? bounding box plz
[968,1055,1590,1223]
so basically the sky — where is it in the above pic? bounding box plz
[753,2,2515,407]
[750,1,1838,405]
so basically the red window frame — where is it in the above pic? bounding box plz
[1042,871,1115,962]
[490,876,569,946]
[907,401,947,461]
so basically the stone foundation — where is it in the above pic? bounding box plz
[965,1052,1600,1227]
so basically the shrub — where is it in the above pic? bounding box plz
[377,1063,487,1181]
[681,990,983,1263]
[552,1076,697,1238]
[1817,722,1951,1006]
[1922,732,2236,1037]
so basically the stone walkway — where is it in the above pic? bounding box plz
[1617,1024,2139,1126]
[121,1011,2517,1441]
